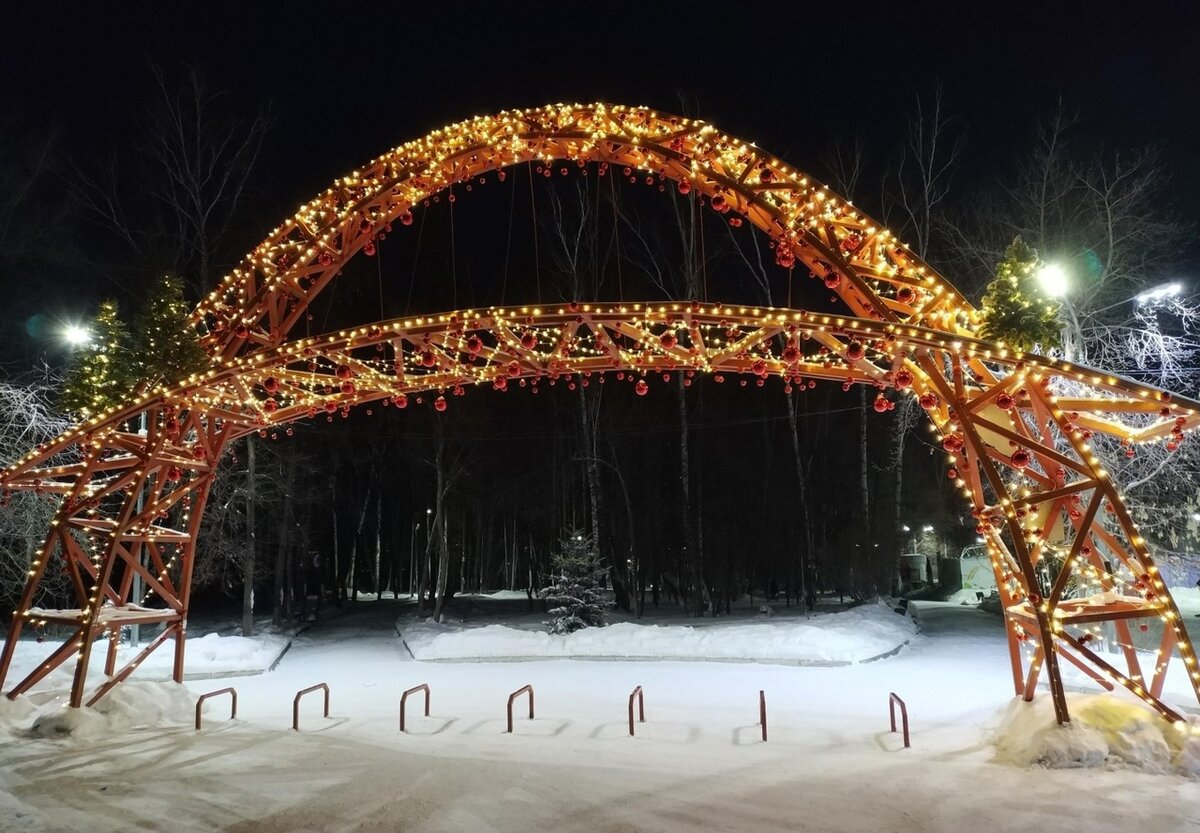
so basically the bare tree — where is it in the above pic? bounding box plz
[0,370,72,604]
[72,66,272,293]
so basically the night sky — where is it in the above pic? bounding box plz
[3,0,1200,361]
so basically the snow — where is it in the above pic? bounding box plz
[1,599,1199,832]
[993,693,1200,775]
[402,599,917,664]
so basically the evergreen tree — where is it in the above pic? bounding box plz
[131,274,208,387]
[61,300,135,418]
[979,236,1064,352]
[542,528,607,634]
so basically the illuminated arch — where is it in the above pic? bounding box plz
[1,104,1198,725]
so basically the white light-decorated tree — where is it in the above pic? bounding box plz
[543,528,607,634]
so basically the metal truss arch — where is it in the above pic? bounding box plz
[0,103,1197,724]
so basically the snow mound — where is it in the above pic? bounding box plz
[28,681,195,740]
[993,693,1200,776]
[403,599,916,664]
[179,631,289,675]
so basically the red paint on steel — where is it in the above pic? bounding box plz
[888,692,910,748]
[507,684,534,733]
[195,686,238,731]
[759,690,767,742]
[628,685,645,736]
[293,683,330,731]
[400,683,431,732]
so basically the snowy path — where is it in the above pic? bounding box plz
[2,602,1199,832]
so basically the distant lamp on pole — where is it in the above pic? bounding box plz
[1135,282,1182,305]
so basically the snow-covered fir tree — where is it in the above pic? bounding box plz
[979,236,1063,352]
[543,529,607,634]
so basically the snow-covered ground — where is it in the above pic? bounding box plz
[2,599,1200,832]
[402,599,916,664]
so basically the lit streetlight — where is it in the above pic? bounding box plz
[1036,263,1069,298]
[62,324,91,346]
[1135,282,1182,305]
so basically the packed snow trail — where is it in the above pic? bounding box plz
[2,601,1198,833]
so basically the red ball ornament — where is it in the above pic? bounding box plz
[507,360,521,377]
[324,401,338,414]
[873,395,889,413]
[420,351,437,368]
[919,392,938,410]
[996,392,1015,410]
[677,180,691,195]
[520,332,537,350]
[263,398,278,413]
[1010,449,1032,469]
[465,335,483,354]
[262,377,280,394]
[434,396,447,412]
[395,394,408,408]
[752,359,768,376]
[782,345,800,364]
[660,332,677,350]
[845,342,865,361]
[336,364,353,380]
[166,466,184,482]
[947,467,959,480]
[823,272,842,289]
[494,376,508,391]
[318,252,334,267]
[341,381,355,395]
[893,369,914,389]
[635,380,649,396]
[896,286,916,305]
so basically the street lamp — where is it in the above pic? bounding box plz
[62,324,91,346]
[1135,282,1182,305]
[1037,263,1069,298]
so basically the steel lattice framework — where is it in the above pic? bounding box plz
[1,103,1198,722]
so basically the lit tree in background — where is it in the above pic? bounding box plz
[131,274,208,385]
[543,529,607,634]
[979,236,1063,352]
[60,299,134,418]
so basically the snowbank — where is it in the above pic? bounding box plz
[993,693,1200,776]
[402,600,916,664]
[23,682,196,740]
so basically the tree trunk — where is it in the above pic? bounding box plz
[374,491,383,600]
[785,392,812,613]
[272,453,296,627]
[241,435,256,637]
[432,427,451,623]
[678,377,707,615]
[856,386,870,597]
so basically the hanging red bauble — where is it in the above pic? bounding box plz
[896,286,916,305]
[752,359,768,376]
[635,380,649,396]
[324,401,338,414]
[166,466,184,482]
[678,180,691,195]
[520,332,537,350]
[494,376,508,391]
[336,364,353,380]
[823,272,841,289]
[263,398,278,413]
[234,324,249,339]
[507,360,521,377]
[919,392,938,409]
[894,369,914,389]
[873,395,889,413]
[318,251,334,267]
[420,351,437,368]
[363,240,377,256]
[192,446,207,461]
[996,392,1015,410]
[845,342,865,361]
[434,396,447,412]
[942,435,962,453]
[465,335,483,354]
[1010,449,1032,469]
[782,345,800,364]
[395,394,408,408]
[341,381,355,395]
[947,467,959,480]
[710,194,727,211]
[262,377,280,394]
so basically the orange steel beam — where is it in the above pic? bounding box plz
[0,103,1197,727]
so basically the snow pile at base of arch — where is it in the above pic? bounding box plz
[993,693,1200,776]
